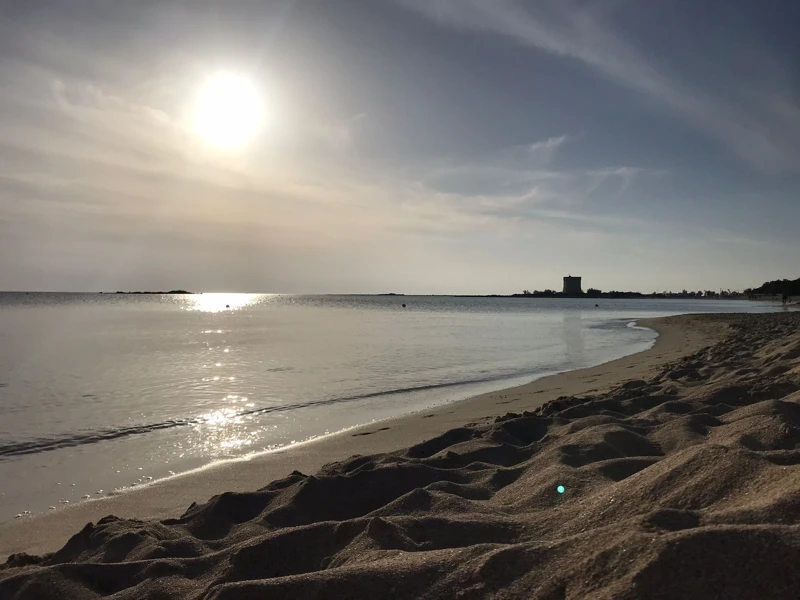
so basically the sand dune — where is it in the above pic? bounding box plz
[3,312,800,599]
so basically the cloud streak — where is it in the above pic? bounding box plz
[398,0,800,173]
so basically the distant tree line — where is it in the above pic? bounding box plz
[747,278,800,297]
[515,289,644,298]
[515,289,743,299]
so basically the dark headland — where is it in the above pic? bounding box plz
[112,290,194,295]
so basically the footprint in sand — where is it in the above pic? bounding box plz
[352,427,391,437]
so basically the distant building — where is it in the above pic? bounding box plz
[563,275,582,295]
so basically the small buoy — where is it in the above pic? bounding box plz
[402,303,406,308]
[557,485,566,494]
[226,304,230,308]
[595,303,599,307]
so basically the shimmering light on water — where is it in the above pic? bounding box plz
[196,408,240,426]
[181,293,266,313]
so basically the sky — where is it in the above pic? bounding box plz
[1,0,799,294]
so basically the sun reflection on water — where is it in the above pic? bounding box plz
[166,293,281,460]
[181,293,266,313]
[196,407,241,427]
[181,394,262,458]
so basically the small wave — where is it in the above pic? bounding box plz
[0,371,542,460]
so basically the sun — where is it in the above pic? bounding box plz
[192,73,265,149]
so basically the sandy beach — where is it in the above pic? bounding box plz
[3,311,800,598]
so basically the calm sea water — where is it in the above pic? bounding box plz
[0,293,780,521]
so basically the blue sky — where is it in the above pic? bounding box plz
[1,0,798,293]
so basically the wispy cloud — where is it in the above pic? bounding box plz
[405,133,663,222]
[397,0,800,173]
[524,134,567,156]
[408,134,568,196]
[585,166,665,195]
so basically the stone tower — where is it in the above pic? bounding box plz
[563,275,582,295]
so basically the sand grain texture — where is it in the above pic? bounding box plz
[3,312,800,599]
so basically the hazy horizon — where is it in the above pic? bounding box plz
[0,285,779,295]
[2,1,799,294]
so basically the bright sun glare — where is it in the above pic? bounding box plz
[192,73,265,149]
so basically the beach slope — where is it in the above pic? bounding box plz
[3,312,800,599]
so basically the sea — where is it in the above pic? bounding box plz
[0,293,782,521]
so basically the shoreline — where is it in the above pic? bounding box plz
[0,313,729,560]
